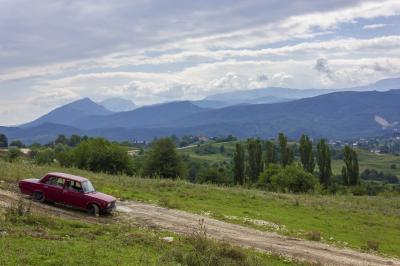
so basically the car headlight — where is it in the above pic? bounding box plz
[107,202,112,207]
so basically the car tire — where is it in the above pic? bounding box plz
[33,191,45,203]
[87,204,100,216]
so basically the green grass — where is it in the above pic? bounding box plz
[179,141,236,164]
[0,202,294,266]
[1,161,400,258]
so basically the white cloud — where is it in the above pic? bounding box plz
[362,23,391,29]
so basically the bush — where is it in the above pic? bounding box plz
[258,164,281,187]
[166,219,248,266]
[306,230,321,241]
[7,148,21,162]
[197,167,232,185]
[57,138,134,175]
[34,148,55,165]
[269,165,317,193]
[367,240,379,251]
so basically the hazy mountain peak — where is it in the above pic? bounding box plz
[99,98,136,112]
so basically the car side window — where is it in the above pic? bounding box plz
[45,176,58,186]
[66,180,83,192]
[45,176,64,187]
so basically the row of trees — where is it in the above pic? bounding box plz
[0,134,24,148]
[233,133,360,191]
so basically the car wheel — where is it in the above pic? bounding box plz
[87,204,100,216]
[33,191,45,203]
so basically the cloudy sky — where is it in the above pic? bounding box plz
[1,0,400,125]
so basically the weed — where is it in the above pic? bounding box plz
[367,240,380,251]
[306,230,321,241]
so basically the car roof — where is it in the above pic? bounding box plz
[46,172,88,182]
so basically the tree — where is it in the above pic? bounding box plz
[316,139,332,188]
[265,141,277,166]
[55,134,68,145]
[299,134,315,173]
[10,140,25,148]
[342,146,359,186]
[0,134,8,148]
[68,134,82,146]
[143,138,185,178]
[278,133,291,167]
[246,139,263,183]
[220,145,225,153]
[233,143,245,185]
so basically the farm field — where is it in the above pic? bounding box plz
[1,161,399,258]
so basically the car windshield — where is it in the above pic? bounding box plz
[81,180,95,193]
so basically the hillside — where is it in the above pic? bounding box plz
[21,98,112,128]
[71,101,207,129]
[174,90,400,139]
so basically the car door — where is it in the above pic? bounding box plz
[43,176,65,203]
[62,180,86,209]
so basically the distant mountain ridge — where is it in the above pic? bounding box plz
[4,77,400,143]
[4,89,400,144]
[192,77,400,108]
[21,98,112,128]
[71,101,206,129]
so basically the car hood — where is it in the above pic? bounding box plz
[86,191,116,202]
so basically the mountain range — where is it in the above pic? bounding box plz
[2,77,400,144]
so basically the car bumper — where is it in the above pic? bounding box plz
[105,202,116,213]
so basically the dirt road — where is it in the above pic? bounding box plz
[1,189,399,266]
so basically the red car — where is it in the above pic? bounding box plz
[19,172,116,215]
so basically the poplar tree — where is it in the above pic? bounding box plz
[278,133,291,167]
[342,146,359,186]
[265,140,277,167]
[0,134,8,148]
[233,143,245,185]
[316,139,332,187]
[246,139,263,183]
[299,134,315,173]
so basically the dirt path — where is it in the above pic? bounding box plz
[1,189,399,266]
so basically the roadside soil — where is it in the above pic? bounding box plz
[1,188,399,266]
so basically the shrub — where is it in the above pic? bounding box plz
[197,167,232,185]
[367,240,379,251]
[5,198,31,223]
[269,165,317,193]
[258,164,281,187]
[34,148,55,165]
[57,138,134,175]
[306,230,321,241]
[6,148,21,162]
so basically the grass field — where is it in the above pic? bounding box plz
[1,161,399,258]
[0,202,292,266]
